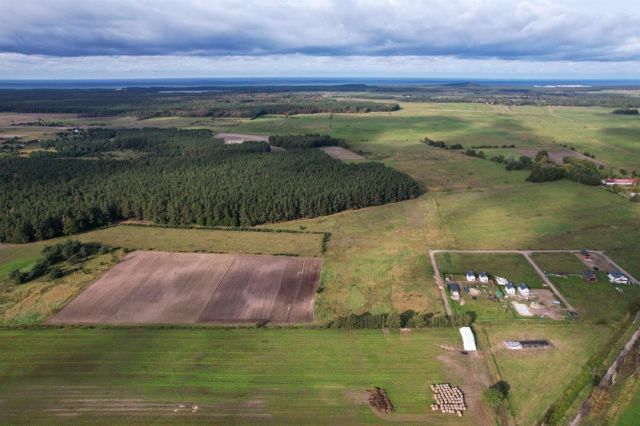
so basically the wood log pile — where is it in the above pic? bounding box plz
[430,383,466,416]
[367,387,394,413]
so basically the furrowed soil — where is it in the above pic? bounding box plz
[50,250,322,325]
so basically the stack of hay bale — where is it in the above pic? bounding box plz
[430,383,466,416]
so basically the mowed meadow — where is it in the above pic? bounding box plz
[0,328,488,425]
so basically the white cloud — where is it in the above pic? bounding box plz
[1,53,638,79]
[0,0,638,60]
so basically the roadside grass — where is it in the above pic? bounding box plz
[0,328,482,425]
[0,250,124,325]
[482,322,610,426]
[435,252,544,287]
[549,273,640,324]
[613,379,640,425]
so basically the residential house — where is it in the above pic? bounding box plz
[505,282,516,295]
[466,271,476,282]
[608,270,630,284]
[518,283,530,297]
[479,272,489,283]
[448,283,461,300]
[495,276,509,286]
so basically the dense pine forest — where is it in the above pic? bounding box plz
[0,89,399,118]
[0,128,420,243]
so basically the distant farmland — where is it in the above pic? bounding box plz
[50,251,322,324]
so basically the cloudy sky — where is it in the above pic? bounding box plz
[0,0,638,79]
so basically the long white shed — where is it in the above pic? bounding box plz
[459,327,477,352]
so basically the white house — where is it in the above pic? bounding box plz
[466,271,476,282]
[608,270,630,284]
[448,283,461,300]
[505,282,516,295]
[518,283,530,297]
[459,327,477,352]
[479,272,489,283]
[495,276,509,286]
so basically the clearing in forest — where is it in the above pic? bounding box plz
[50,250,322,324]
[319,146,366,160]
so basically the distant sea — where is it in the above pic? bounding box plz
[0,77,639,89]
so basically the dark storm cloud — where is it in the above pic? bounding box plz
[0,0,638,61]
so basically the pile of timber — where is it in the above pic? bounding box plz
[367,387,394,413]
[430,383,466,416]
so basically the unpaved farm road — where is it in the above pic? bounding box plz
[427,249,639,315]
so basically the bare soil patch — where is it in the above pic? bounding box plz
[49,251,322,324]
[318,146,365,160]
[215,132,269,144]
[520,148,605,166]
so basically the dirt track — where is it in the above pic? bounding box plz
[50,251,322,324]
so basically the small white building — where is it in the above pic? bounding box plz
[608,270,630,284]
[518,283,530,297]
[459,327,477,352]
[495,276,509,286]
[466,271,476,282]
[479,272,489,283]
[505,282,516,295]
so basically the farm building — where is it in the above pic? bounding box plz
[505,340,551,350]
[520,340,552,349]
[582,271,597,282]
[479,272,489,283]
[459,327,477,352]
[448,283,461,300]
[518,283,530,297]
[601,178,639,186]
[505,282,516,295]
[466,271,476,282]
[505,341,523,350]
[495,276,508,286]
[608,270,630,284]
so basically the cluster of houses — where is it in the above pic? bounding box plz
[446,271,530,300]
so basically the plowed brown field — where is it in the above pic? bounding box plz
[50,251,322,324]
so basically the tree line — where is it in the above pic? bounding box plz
[1,128,421,243]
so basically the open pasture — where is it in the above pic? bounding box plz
[50,250,322,324]
[0,328,487,425]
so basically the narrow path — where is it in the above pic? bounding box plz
[569,324,640,426]
[428,250,452,316]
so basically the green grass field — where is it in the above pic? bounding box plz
[549,274,640,324]
[615,381,640,425]
[435,252,544,287]
[531,252,588,273]
[0,328,490,425]
[481,322,610,426]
